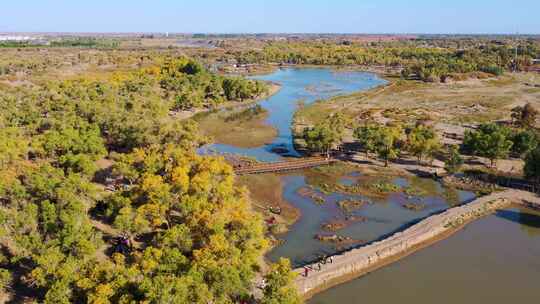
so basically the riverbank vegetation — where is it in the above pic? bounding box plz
[0,49,300,303]
[194,105,278,148]
[1,34,539,303]
[231,39,539,82]
[295,73,540,192]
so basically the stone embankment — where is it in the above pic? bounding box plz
[294,189,540,298]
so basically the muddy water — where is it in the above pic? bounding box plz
[267,174,475,266]
[309,207,540,303]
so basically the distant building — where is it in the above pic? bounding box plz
[0,35,35,41]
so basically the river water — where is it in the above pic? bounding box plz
[200,67,386,161]
[267,174,475,266]
[309,207,540,303]
[201,68,477,264]
[198,68,539,301]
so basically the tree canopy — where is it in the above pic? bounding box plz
[525,147,540,183]
[463,123,513,167]
[302,113,347,157]
[354,123,403,167]
[406,125,441,164]
[0,54,299,303]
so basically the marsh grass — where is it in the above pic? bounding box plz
[195,106,278,148]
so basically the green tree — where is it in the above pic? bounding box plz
[511,130,539,158]
[444,145,464,174]
[407,125,441,164]
[375,125,402,167]
[302,114,346,157]
[463,123,513,168]
[262,258,302,304]
[354,124,380,158]
[524,147,540,183]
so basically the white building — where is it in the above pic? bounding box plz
[0,35,37,41]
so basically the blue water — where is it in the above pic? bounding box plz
[199,68,387,162]
[196,67,477,266]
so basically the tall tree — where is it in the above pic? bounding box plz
[463,123,513,168]
[302,113,346,157]
[524,147,540,183]
[407,125,441,164]
[444,145,464,174]
[375,125,403,167]
[354,124,380,158]
[262,258,302,304]
[511,130,539,158]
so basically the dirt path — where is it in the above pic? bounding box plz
[294,189,540,298]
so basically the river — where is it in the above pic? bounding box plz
[200,67,386,161]
[309,207,540,303]
[197,68,536,301]
[200,67,478,264]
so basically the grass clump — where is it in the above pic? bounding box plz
[402,202,427,211]
[369,181,401,193]
[404,186,427,197]
[337,199,370,213]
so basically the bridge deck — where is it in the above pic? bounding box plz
[234,157,336,175]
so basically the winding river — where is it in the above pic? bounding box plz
[200,68,540,301]
[201,68,386,161]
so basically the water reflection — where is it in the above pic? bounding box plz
[496,208,540,237]
[267,173,476,266]
[199,68,387,162]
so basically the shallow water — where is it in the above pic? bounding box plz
[197,66,537,301]
[309,207,540,303]
[267,174,475,266]
[199,68,387,161]
[197,67,477,265]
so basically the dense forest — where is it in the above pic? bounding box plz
[1,35,539,303]
[0,55,298,303]
[231,39,540,81]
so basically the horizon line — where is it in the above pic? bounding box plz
[1,31,540,36]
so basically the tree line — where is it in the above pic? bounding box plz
[230,39,539,81]
[0,56,300,303]
[302,104,540,182]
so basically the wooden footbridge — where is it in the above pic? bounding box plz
[234,157,337,175]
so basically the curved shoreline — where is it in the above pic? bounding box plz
[175,81,282,120]
[294,189,540,299]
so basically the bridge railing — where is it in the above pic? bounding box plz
[234,157,336,175]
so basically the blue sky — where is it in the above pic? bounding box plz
[2,0,539,34]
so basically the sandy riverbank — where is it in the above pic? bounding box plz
[294,189,540,299]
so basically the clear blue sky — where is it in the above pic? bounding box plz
[2,0,539,34]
